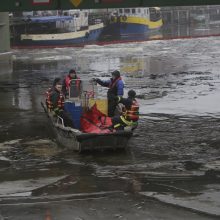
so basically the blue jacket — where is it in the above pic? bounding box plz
[96,77,124,97]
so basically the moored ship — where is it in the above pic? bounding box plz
[10,10,104,48]
[101,7,163,41]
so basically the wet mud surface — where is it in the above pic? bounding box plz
[0,36,220,219]
[1,193,218,220]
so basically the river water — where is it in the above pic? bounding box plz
[0,34,220,219]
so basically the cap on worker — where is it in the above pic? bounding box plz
[69,69,76,74]
[128,90,136,98]
[111,70,120,78]
[53,77,62,86]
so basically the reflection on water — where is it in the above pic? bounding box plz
[162,23,220,39]
[16,86,32,110]
[0,36,220,121]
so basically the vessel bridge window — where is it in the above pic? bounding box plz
[74,13,80,18]
[144,8,149,15]
[124,8,131,14]
[132,8,136,14]
[149,7,161,21]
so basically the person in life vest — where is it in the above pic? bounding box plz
[93,70,124,117]
[46,78,74,128]
[62,69,81,98]
[111,90,139,131]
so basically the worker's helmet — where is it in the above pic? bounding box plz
[69,69,76,75]
[53,78,62,87]
[111,70,120,78]
[128,90,136,98]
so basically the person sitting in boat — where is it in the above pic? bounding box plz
[46,78,73,128]
[93,70,124,117]
[111,90,139,131]
[62,69,81,98]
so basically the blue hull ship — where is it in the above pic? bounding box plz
[101,7,163,41]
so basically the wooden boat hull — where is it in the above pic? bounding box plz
[54,124,132,152]
[42,103,132,152]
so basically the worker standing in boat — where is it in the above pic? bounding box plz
[46,78,73,127]
[93,70,124,117]
[111,90,139,131]
[62,69,81,98]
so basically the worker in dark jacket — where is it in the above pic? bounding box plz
[94,70,124,117]
[112,90,139,131]
[46,78,73,127]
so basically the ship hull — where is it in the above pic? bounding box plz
[101,16,163,40]
[11,23,104,48]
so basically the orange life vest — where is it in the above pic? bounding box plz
[57,93,65,109]
[123,99,139,121]
[65,75,80,90]
[109,77,121,89]
[45,88,64,111]
[46,88,53,110]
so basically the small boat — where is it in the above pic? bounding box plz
[10,10,104,48]
[41,80,133,152]
[101,7,163,41]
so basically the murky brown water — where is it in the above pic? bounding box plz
[0,33,220,219]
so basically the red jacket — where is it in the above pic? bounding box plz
[65,75,80,90]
